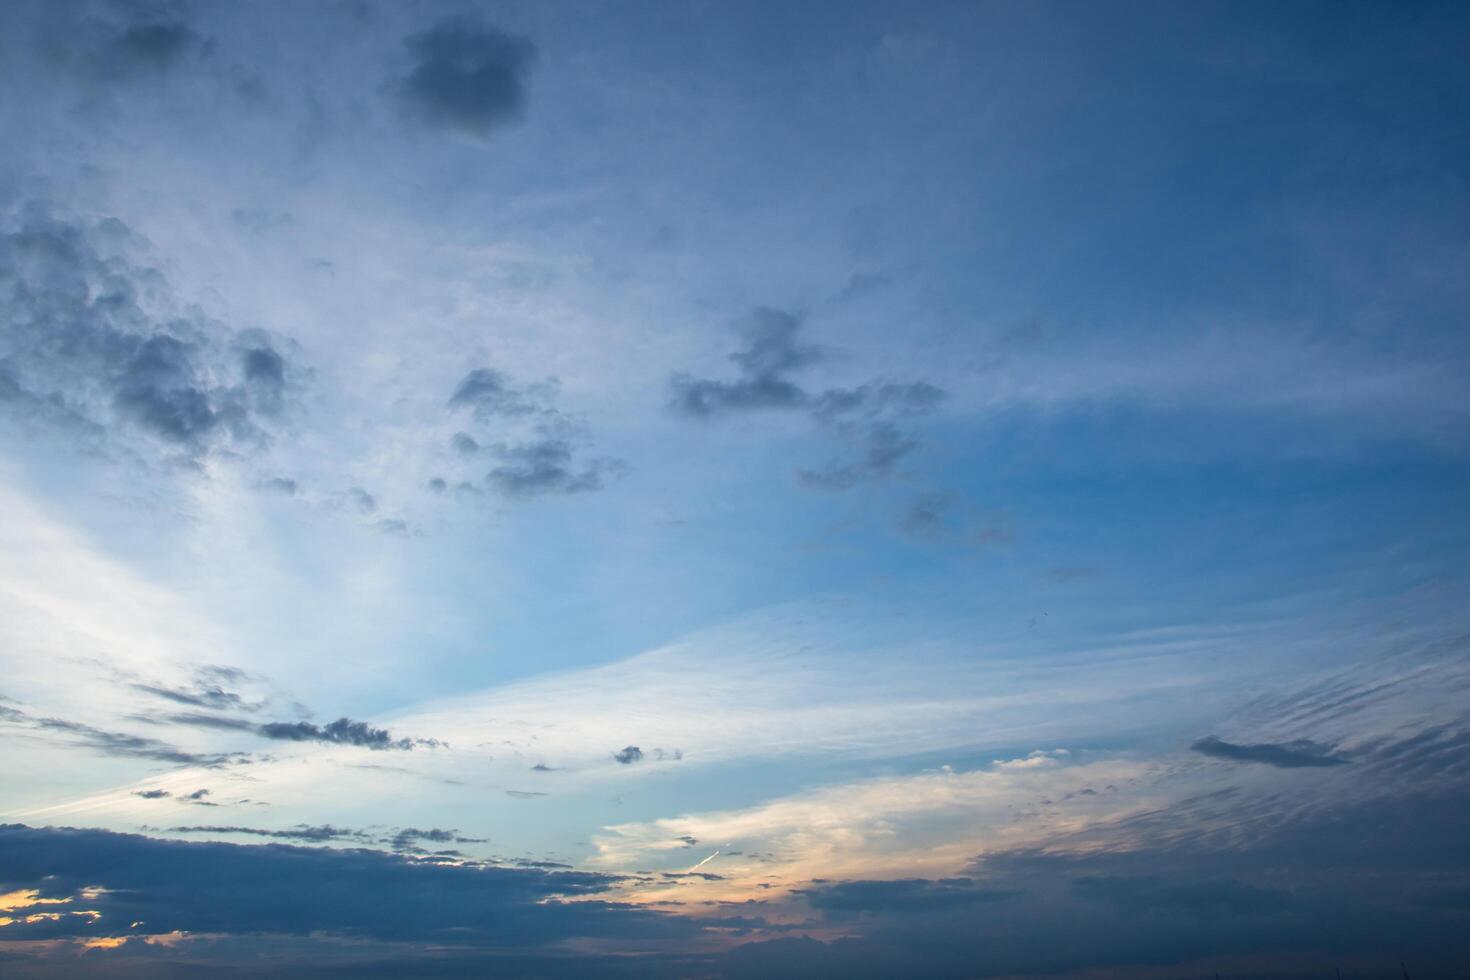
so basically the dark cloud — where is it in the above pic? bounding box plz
[170,824,371,843]
[443,366,622,500]
[0,210,296,459]
[485,438,618,497]
[1190,735,1349,769]
[1070,873,1294,915]
[390,827,487,852]
[448,369,545,420]
[98,20,207,79]
[668,308,943,491]
[399,15,535,136]
[132,789,170,799]
[162,712,437,751]
[254,717,434,751]
[0,823,687,952]
[613,745,644,765]
[669,308,817,418]
[799,878,1017,914]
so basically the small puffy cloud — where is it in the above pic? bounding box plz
[993,749,1070,772]
[613,745,644,765]
[398,15,536,136]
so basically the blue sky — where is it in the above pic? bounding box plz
[1,1,1469,976]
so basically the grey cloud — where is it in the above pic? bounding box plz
[669,308,944,491]
[669,308,816,418]
[260,476,298,495]
[506,789,548,799]
[810,381,946,423]
[444,366,622,500]
[0,702,237,767]
[346,487,377,513]
[485,439,617,498]
[99,20,207,79]
[390,828,487,852]
[165,712,437,751]
[1191,735,1349,769]
[799,878,1018,914]
[131,677,256,713]
[0,823,690,956]
[132,789,170,799]
[1071,874,1294,915]
[399,15,535,136]
[0,211,297,459]
[170,824,372,843]
[448,369,545,420]
[613,745,644,765]
[255,717,432,751]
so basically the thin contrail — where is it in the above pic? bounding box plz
[688,849,720,871]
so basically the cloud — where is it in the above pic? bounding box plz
[389,827,487,852]
[0,823,688,952]
[443,367,622,500]
[132,789,170,800]
[613,746,644,765]
[992,749,1069,772]
[448,369,546,420]
[1190,735,1349,769]
[899,492,952,541]
[95,19,207,80]
[668,308,818,418]
[130,667,259,713]
[485,439,617,497]
[255,717,434,751]
[1070,874,1294,916]
[799,878,1017,914]
[897,491,1013,546]
[398,15,536,136]
[0,210,297,459]
[163,712,437,751]
[169,824,371,843]
[0,702,236,767]
[668,308,944,491]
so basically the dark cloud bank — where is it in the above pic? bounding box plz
[7,724,1470,977]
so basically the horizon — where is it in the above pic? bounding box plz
[1,1,1469,977]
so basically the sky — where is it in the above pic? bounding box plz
[0,1,1468,977]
